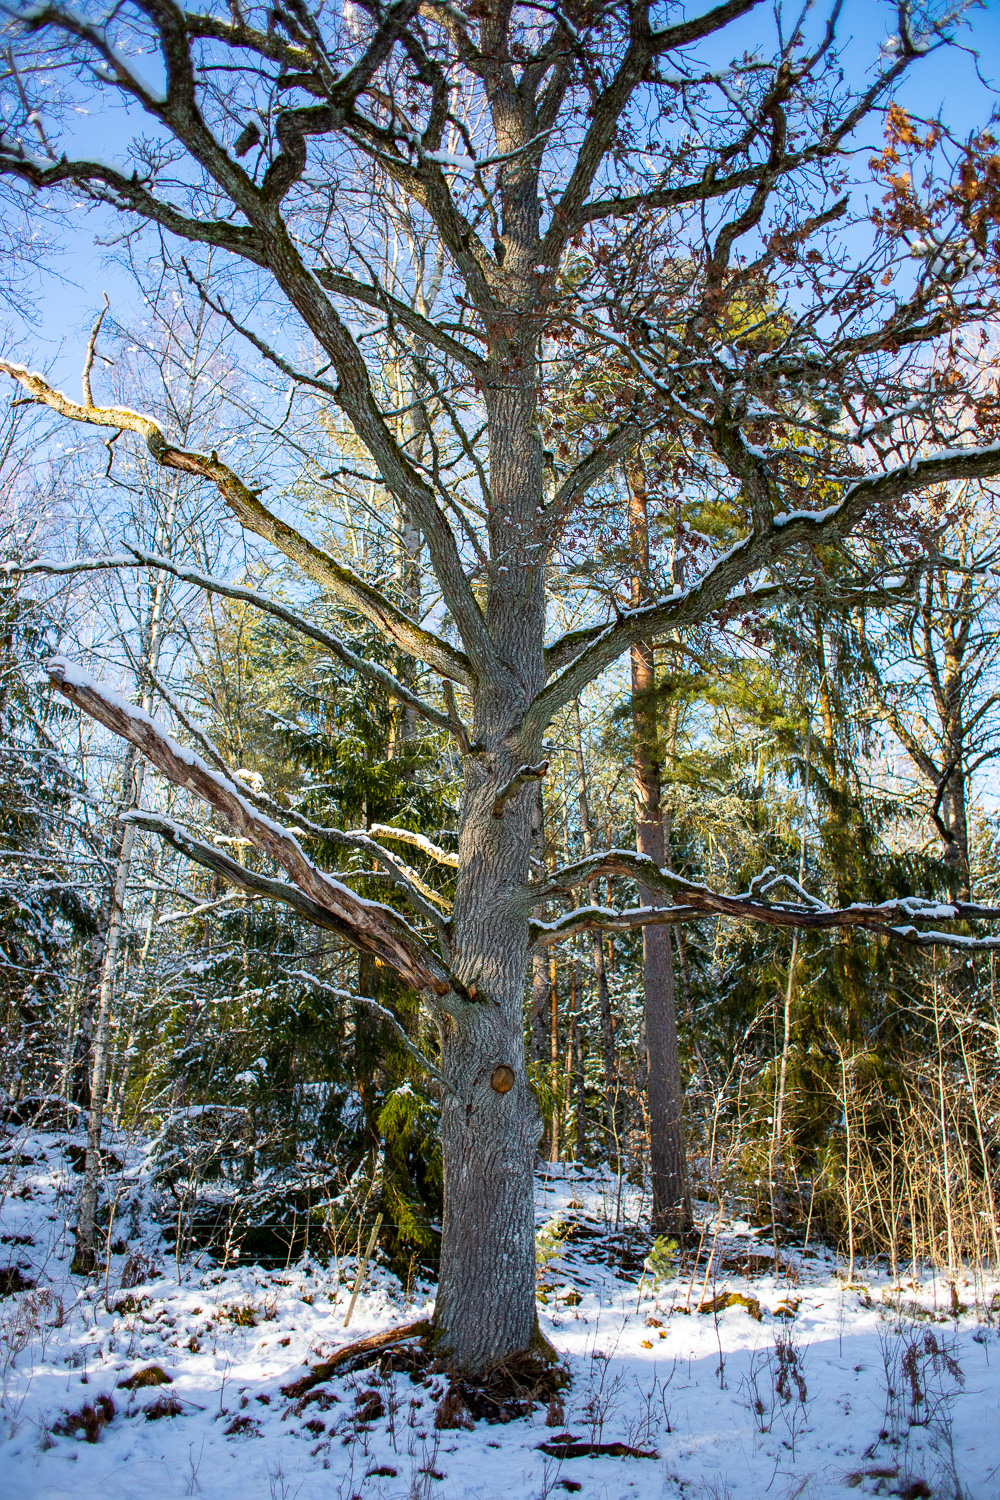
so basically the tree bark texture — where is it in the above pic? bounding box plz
[432,345,547,1369]
[628,466,691,1236]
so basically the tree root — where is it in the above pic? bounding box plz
[280,1315,569,1427]
[443,1348,569,1424]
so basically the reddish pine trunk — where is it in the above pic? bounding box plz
[628,467,691,1237]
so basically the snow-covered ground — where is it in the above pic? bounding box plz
[2,1124,998,1500]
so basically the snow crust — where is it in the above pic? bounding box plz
[1,1129,997,1500]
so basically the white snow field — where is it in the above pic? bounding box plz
[1,1126,997,1500]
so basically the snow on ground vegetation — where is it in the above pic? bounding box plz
[1,1120,998,1500]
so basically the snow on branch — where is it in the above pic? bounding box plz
[50,660,455,998]
[528,437,1000,734]
[143,673,452,930]
[367,823,460,869]
[284,972,455,1096]
[126,810,366,939]
[529,849,1000,951]
[11,548,456,738]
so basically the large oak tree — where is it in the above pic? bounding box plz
[5,0,1000,1372]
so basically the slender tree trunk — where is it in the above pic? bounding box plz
[74,474,181,1270]
[627,465,690,1237]
[529,782,550,1074]
[549,955,560,1162]
[569,700,618,1134]
[108,841,165,1122]
[74,751,144,1271]
[773,726,810,1217]
[573,956,586,1161]
[531,948,549,1068]
[69,920,108,1108]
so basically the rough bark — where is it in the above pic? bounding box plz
[550,954,560,1164]
[433,340,548,1369]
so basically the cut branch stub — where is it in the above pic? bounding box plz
[491,761,549,819]
[489,1065,515,1094]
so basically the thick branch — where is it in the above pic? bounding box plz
[530,441,1000,734]
[2,0,495,678]
[49,659,454,997]
[126,809,363,938]
[537,0,763,270]
[13,547,458,733]
[313,267,488,381]
[126,810,455,1084]
[528,849,1000,950]
[148,673,454,929]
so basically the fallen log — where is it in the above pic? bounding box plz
[538,1439,659,1459]
[280,1318,432,1398]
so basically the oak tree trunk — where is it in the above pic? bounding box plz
[432,361,546,1369]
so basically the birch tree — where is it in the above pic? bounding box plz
[6,0,1000,1373]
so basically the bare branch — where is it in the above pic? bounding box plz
[12,546,460,734]
[49,659,456,998]
[81,295,109,409]
[527,849,1000,950]
[146,665,454,928]
[529,441,1000,736]
[314,267,488,381]
[126,808,367,939]
[127,809,456,1085]
[368,823,460,869]
[0,360,472,685]
[284,972,456,1096]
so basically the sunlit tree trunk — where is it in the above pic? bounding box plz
[570,699,618,1136]
[628,464,690,1236]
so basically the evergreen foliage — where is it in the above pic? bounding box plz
[0,574,95,1102]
